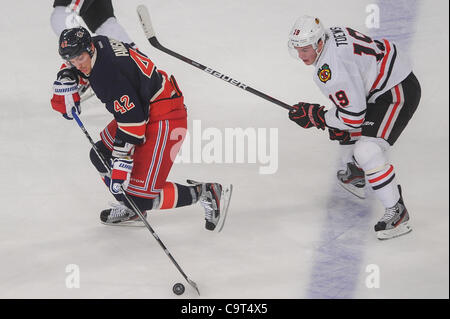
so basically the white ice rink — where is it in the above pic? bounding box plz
[0,0,448,299]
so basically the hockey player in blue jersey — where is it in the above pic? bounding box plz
[51,27,232,230]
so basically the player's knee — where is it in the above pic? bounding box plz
[95,17,134,44]
[96,17,118,32]
[89,141,111,174]
[353,139,387,173]
[50,6,70,37]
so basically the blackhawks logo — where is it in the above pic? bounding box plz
[318,63,332,83]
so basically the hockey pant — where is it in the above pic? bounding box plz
[344,72,421,207]
[90,117,200,212]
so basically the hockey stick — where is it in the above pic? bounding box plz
[71,108,201,296]
[136,5,294,111]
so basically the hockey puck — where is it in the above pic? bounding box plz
[173,283,185,295]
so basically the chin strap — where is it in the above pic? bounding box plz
[312,43,325,65]
[312,36,327,65]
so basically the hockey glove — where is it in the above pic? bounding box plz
[328,128,351,144]
[110,157,134,195]
[289,102,327,130]
[109,140,135,195]
[51,77,81,120]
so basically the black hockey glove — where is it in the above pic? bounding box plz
[56,67,80,84]
[288,102,326,130]
[57,67,90,95]
[328,128,351,144]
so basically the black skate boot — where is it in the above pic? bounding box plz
[187,180,233,232]
[337,162,366,199]
[374,185,412,240]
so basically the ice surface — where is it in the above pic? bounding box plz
[0,0,447,299]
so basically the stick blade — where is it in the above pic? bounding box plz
[137,5,156,39]
[186,278,201,296]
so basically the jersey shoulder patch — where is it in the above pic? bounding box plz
[317,63,332,83]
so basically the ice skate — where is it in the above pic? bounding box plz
[187,179,233,232]
[100,202,146,226]
[337,162,366,199]
[374,185,412,240]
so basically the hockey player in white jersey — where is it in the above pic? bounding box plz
[287,16,421,240]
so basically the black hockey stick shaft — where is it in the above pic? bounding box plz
[137,5,294,111]
[71,109,201,295]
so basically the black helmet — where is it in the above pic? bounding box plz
[58,27,94,60]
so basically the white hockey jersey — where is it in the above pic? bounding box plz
[314,26,412,130]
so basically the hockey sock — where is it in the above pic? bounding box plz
[353,139,401,208]
[153,182,201,210]
[106,182,201,213]
[339,144,356,168]
[367,164,400,208]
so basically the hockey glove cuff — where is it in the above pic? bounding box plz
[328,128,351,144]
[112,139,135,158]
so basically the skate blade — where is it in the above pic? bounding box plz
[376,222,412,240]
[216,184,233,232]
[338,181,366,199]
[100,217,147,227]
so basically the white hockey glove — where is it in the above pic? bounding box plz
[110,157,134,195]
[51,76,81,120]
[109,140,135,195]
